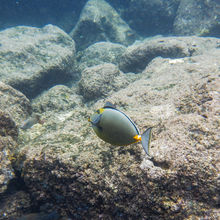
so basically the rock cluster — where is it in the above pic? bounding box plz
[78,63,135,101]
[119,36,220,73]
[0,32,218,219]
[1,0,219,38]
[0,1,219,218]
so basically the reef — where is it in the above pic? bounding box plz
[0,2,219,218]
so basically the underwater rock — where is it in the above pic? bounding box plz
[174,0,220,37]
[0,136,16,195]
[78,63,133,101]
[0,81,32,125]
[69,0,136,51]
[32,85,82,113]
[15,37,220,219]
[119,36,220,73]
[109,0,180,36]
[77,41,126,73]
[0,190,32,219]
[0,110,18,141]
[0,24,76,99]
[0,111,18,194]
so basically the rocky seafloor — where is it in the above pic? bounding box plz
[0,0,220,219]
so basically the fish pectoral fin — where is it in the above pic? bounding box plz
[91,114,102,125]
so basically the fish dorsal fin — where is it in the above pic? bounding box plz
[104,101,116,109]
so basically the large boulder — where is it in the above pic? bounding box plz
[0,25,76,99]
[174,0,220,37]
[78,63,136,101]
[15,37,220,219]
[0,81,32,125]
[109,0,180,36]
[119,36,220,73]
[32,85,82,113]
[69,0,136,51]
[0,82,31,199]
[0,82,34,214]
[77,41,126,73]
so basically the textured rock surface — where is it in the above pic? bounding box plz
[78,63,136,101]
[0,110,18,194]
[174,0,220,37]
[70,0,136,51]
[119,36,220,73]
[0,24,76,98]
[14,37,220,219]
[0,84,36,219]
[77,41,126,73]
[32,85,81,113]
[0,111,18,141]
[0,81,32,125]
[0,137,15,195]
[0,190,32,219]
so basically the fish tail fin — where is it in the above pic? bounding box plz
[141,127,152,156]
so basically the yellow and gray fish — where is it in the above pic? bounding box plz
[20,114,44,130]
[89,102,152,155]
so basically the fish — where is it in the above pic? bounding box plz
[89,102,152,156]
[20,114,44,130]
